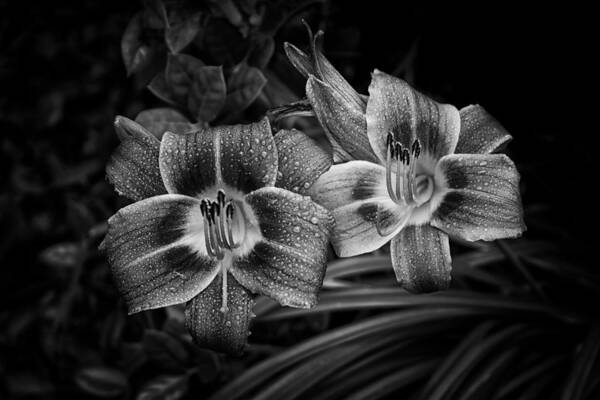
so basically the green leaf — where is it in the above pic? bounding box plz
[75,367,128,398]
[248,33,275,69]
[188,66,226,122]
[122,13,153,76]
[142,329,189,371]
[165,12,201,54]
[204,18,248,66]
[165,53,205,102]
[135,108,194,137]
[148,72,179,106]
[221,63,266,117]
[137,374,189,400]
[39,242,80,268]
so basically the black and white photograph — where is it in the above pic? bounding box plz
[0,1,595,399]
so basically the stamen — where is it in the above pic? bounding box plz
[384,135,429,208]
[386,139,399,204]
[211,202,227,248]
[217,189,226,206]
[402,148,414,204]
[226,201,247,249]
[395,144,404,204]
[210,221,224,260]
[203,211,218,258]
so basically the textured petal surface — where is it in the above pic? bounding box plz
[455,105,512,154]
[366,70,460,163]
[185,273,254,355]
[310,161,408,256]
[390,224,452,293]
[284,34,365,111]
[283,42,313,79]
[159,128,216,196]
[431,154,526,241]
[159,118,277,196]
[107,116,166,201]
[231,187,334,308]
[274,129,332,195]
[217,117,278,193]
[307,76,379,163]
[135,108,195,138]
[309,160,388,211]
[100,195,218,314]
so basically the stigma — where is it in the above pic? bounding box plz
[200,189,248,314]
[385,132,433,207]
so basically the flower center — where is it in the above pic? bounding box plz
[385,132,434,207]
[199,189,249,314]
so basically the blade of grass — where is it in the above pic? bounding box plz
[252,334,403,400]
[492,354,566,400]
[209,308,484,400]
[561,324,600,400]
[259,290,583,324]
[497,239,549,303]
[420,323,528,400]
[345,359,438,400]
[458,347,520,399]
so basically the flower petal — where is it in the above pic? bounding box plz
[274,129,333,195]
[135,108,195,138]
[100,194,218,314]
[366,69,460,163]
[230,187,334,308]
[309,160,388,210]
[107,116,166,201]
[185,273,254,355]
[431,154,526,241]
[307,76,379,163]
[283,42,313,79]
[455,105,512,154]
[159,128,216,196]
[390,224,451,293]
[159,118,277,196]
[284,30,365,111]
[218,117,278,192]
[310,161,408,256]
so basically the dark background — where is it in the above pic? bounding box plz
[0,1,594,399]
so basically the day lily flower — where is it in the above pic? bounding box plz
[287,39,526,291]
[101,114,334,354]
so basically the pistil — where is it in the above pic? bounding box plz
[199,190,248,314]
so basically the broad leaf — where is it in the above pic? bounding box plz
[142,329,189,371]
[165,53,205,102]
[75,367,128,398]
[122,13,153,76]
[188,66,226,122]
[137,374,189,400]
[165,12,201,54]
[221,63,266,117]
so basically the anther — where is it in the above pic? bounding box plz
[403,149,410,165]
[217,189,226,206]
[386,132,394,152]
